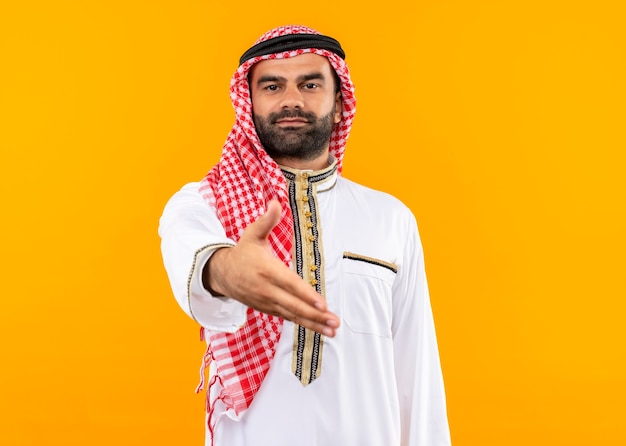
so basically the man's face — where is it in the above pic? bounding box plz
[249,53,342,165]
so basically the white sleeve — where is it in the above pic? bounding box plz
[158,182,247,332]
[391,214,451,446]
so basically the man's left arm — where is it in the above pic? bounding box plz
[391,214,451,445]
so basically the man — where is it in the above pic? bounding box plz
[159,25,451,446]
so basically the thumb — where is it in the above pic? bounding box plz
[249,199,282,242]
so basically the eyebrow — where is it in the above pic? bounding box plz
[255,72,327,86]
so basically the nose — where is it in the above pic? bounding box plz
[280,85,304,109]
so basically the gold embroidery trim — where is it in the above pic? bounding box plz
[342,251,398,274]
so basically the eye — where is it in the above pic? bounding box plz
[265,84,279,91]
[302,83,318,90]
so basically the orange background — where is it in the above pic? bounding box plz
[1,1,625,445]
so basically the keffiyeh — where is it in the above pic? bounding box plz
[197,24,356,430]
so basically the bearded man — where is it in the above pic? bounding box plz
[159,25,451,446]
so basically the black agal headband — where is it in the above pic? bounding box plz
[239,33,346,66]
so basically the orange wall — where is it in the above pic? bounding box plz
[1,1,624,445]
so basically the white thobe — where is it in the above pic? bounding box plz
[159,164,451,446]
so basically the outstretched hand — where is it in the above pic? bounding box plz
[203,200,340,337]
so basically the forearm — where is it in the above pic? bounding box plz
[159,182,246,331]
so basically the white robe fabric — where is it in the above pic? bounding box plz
[159,167,451,446]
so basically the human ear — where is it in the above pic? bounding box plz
[334,91,342,124]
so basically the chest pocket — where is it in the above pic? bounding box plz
[341,252,397,337]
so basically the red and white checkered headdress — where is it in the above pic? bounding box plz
[197,25,356,427]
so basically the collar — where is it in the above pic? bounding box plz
[279,157,338,193]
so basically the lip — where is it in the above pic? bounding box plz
[275,118,309,126]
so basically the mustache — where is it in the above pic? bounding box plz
[268,110,317,124]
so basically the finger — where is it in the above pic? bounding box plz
[249,199,282,242]
[263,277,322,313]
[268,268,330,311]
[263,286,340,334]
[281,307,339,337]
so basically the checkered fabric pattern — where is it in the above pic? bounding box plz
[197,25,356,423]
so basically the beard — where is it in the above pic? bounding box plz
[253,107,336,162]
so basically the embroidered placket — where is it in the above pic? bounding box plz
[286,168,328,386]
